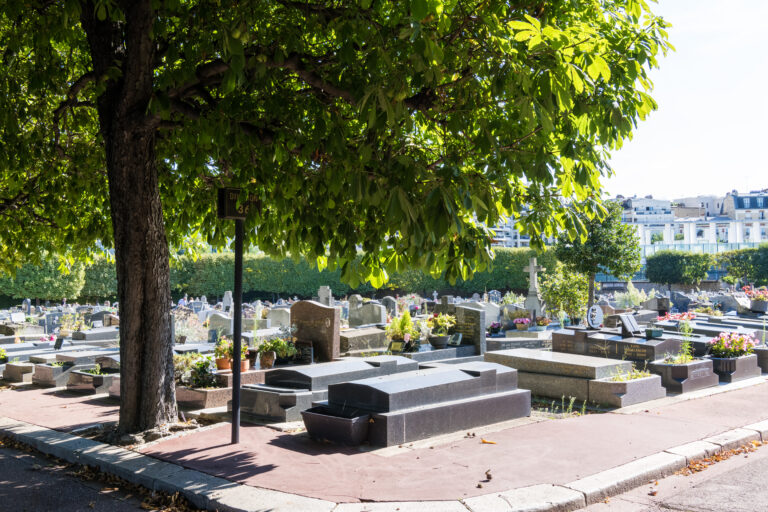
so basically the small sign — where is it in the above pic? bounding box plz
[217,188,260,220]
[587,305,604,330]
[447,333,463,346]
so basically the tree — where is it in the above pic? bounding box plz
[80,256,118,301]
[0,1,670,432]
[554,201,642,309]
[0,259,85,303]
[540,263,588,321]
[646,250,713,290]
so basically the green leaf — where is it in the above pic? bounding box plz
[412,0,428,20]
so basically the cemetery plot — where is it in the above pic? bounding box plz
[238,355,418,422]
[302,361,530,446]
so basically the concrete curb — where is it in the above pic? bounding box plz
[0,416,765,512]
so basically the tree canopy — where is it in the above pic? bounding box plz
[1,0,671,285]
[0,0,671,432]
[554,200,642,306]
[645,250,713,289]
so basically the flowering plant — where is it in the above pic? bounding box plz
[39,334,56,342]
[657,312,696,322]
[513,317,530,325]
[489,322,502,329]
[708,332,758,358]
[743,286,768,302]
[536,317,551,326]
[426,313,456,336]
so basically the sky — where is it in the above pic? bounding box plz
[604,0,768,200]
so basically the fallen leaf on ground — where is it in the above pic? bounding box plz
[481,439,496,444]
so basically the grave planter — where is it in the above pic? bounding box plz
[645,328,663,340]
[648,359,719,394]
[515,324,529,331]
[215,358,231,370]
[427,335,449,350]
[707,354,761,382]
[749,300,768,313]
[754,346,768,373]
[301,405,370,446]
[176,385,231,410]
[67,369,119,394]
[588,374,666,408]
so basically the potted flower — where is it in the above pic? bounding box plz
[426,313,456,349]
[513,317,531,331]
[256,336,297,369]
[743,285,768,313]
[385,310,421,352]
[214,339,232,370]
[706,332,761,382]
[489,321,502,335]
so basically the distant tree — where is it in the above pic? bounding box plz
[0,258,85,303]
[555,201,642,308]
[540,263,589,321]
[80,256,118,301]
[650,232,663,244]
[646,250,713,290]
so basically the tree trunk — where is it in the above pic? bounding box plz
[81,1,177,433]
[588,273,596,310]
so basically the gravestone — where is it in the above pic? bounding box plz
[471,293,481,301]
[454,305,486,355]
[10,312,25,324]
[587,305,604,330]
[45,312,64,334]
[523,257,545,318]
[381,296,398,316]
[465,302,500,329]
[207,312,233,336]
[222,290,233,312]
[618,313,642,338]
[22,298,32,315]
[317,286,333,307]
[188,301,204,313]
[201,295,207,305]
[641,296,671,314]
[267,308,291,329]
[488,290,502,303]
[348,295,387,327]
[291,300,340,362]
[435,295,456,315]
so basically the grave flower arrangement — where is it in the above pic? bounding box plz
[489,321,502,334]
[743,286,768,302]
[657,312,696,322]
[386,311,421,342]
[513,317,530,325]
[427,313,456,336]
[536,317,551,327]
[707,332,758,359]
[213,337,249,370]
[0,347,6,363]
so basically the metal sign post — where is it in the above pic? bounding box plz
[217,188,258,445]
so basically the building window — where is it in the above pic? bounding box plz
[758,197,765,208]
[744,198,751,208]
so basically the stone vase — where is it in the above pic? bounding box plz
[708,354,761,382]
[428,335,449,349]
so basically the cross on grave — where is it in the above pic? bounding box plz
[523,257,545,318]
[523,257,544,294]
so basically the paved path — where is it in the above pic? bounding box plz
[141,380,768,503]
[0,445,144,511]
[584,434,768,511]
[2,379,767,505]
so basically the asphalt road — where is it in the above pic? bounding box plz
[0,445,146,512]
[585,441,768,511]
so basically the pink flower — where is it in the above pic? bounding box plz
[403,334,410,342]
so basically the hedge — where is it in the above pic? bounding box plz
[719,244,768,286]
[645,250,713,288]
[0,248,557,302]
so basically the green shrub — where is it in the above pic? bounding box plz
[646,250,713,288]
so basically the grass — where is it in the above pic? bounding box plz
[530,395,601,418]
[607,363,652,382]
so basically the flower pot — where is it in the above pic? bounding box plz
[645,328,663,340]
[648,359,719,394]
[708,354,761,382]
[259,351,276,369]
[428,335,449,349]
[230,359,249,372]
[215,358,231,370]
[750,300,768,313]
[515,324,529,331]
[489,327,501,335]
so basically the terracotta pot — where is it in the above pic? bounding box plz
[259,351,276,369]
[215,358,231,370]
[227,359,249,372]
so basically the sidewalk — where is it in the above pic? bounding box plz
[1,378,767,511]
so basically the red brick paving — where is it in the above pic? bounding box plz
[2,380,767,502]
